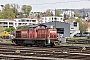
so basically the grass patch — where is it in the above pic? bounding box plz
[66,37,88,40]
[0,38,13,44]
[57,43,70,46]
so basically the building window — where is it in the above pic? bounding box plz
[49,18,51,20]
[54,18,57,21]
[52,17,53,20]
[45,18,47,20]
[42,18,44,20]
[32,20,36,22]
[9,22,13,25]
[27,20,29,22]
[19,23,21,25]
[73,22,77,26]
[29,20,31,22]
[58,18,59,20]
[61,18,62,20]
[71,28,74,29]
[19,20,20,22]
[4,22,7,24]
[21,19,25,22]
[57,28,64,34]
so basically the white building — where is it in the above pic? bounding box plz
[61,10,75,17]
[0,16,64,29]
[65,19,80,37]
[14,18,38,28]
[0,19,15,28]
[0,18,38,29]
[41,16,64,23]
[70,22,80,37]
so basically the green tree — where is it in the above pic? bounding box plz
[5,28,11,32]
[21,5,32,17]
[10,27,15,31]
[45,9,53,16]
[0,9,15,19]
[74,12,82,18]
[5,27,15,32]
[4,4,10,11]
[16,26,22,29]
[11,3,19,18]
[69,16,75,19]
[55,10,62,17]
[83,22,88,32]
[87,19,90,22]
[64,14,70,20]
[76,18,83,33]
[0,4,15,19]
[0,26,5,33]
[75,18,88,33]
[50,11,53,16]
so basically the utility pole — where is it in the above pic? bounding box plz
[38,13,40,24]
[54,9,57,28]
[45,13,46,23]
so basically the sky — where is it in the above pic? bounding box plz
[0,0,90,12]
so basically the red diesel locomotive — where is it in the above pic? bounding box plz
[12,24,59,46]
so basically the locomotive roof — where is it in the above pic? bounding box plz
[29,24,47,28]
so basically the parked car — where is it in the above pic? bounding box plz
[74,33,90,37]
[74,33,81,37]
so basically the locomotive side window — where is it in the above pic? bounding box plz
[36,30,38,32]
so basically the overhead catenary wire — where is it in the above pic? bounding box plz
[23,0,90,11]
[17,0,90,12]
[17,0,90,11]
[28,0,89,5]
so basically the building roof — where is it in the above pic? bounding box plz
[28,21,69,28]
[41,21,70,28]
[86,22,90,26]
[29,24,47,28]
[64,19,75,23]
[28,15,42,20]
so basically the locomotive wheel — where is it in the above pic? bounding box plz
[50,42,55,47]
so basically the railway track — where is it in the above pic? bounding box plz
[0,39,90,60]
[67,39,90,44]
[0,44,90,60]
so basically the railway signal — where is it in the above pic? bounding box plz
[82,47,86,50]
[16,50,20,53]
[81,46,86,52]
[75,40,78,42]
